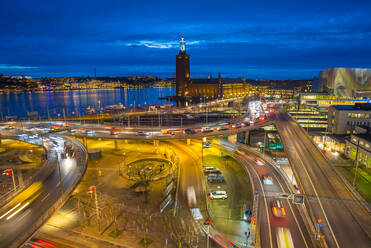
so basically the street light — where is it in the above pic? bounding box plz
[202,137,207,166]
[88,185,101,235]
[3,169,16,191]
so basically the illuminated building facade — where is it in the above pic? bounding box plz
[175,36,190,97]
[175,36,302,99]
[299,92,368,108]
[315,68,371,97]
[328,103,371,135]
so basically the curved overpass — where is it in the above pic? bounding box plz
[0,133,88,248]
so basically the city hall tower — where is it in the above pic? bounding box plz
[176,35,190,97]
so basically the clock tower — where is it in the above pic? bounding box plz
[176,35,190,97]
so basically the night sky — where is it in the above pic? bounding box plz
[1,0,370,79]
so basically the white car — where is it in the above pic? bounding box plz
[201,127,213,133]
[209,191,228,199]
[216,126,228,131]
[187,186,197,207]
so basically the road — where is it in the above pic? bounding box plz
[164,140,208,247]
[232,144,313,248]
[0,134,87,248]
[274,109,371,248]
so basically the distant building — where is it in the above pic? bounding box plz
[174,36,296,99]
[328,103,371,135]
[299,92,368,108]
[175,36,223,98]
[315,68,371,97]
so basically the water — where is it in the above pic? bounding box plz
[0,87,175,118]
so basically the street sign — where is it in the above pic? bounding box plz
[293,194,304,204]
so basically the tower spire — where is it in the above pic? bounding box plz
[179,35,186,54]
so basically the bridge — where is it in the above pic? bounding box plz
[1,102,370,248]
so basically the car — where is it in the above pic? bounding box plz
[216,126,228,131]
[183,128,196,134]
[187,186,197,207]
[232,123,242,128]
[272,198,286,218]
[262,175,273,185]
[110,130,117,135]
[201,127,213,133]
[209,190,228,199]
[207,174,225,183]
[204,167,221,174]
[87,130,95,136]
[136,131,147,136]
[255,158,265,166]
[161,129,175,135]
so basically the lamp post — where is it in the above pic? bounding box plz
[202,137,206,166]
[88,185,101,235]
[57,158,64,195]
[3,169,16,191]
[352,137,361,186]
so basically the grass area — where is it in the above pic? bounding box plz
[337,166,371,202]
[109,229,121,238]
[139,237,153,247]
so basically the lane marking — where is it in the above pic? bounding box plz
[272,173,309,248]
[7,202,30,220]
[244,156,273,248]
[278,120,340,248]
[0,203,21,220]
[41,193,50,202]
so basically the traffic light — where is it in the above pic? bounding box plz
[3,169,12,176]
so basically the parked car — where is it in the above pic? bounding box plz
[204,167,221,174]
[209,191,228,199]
[207,175,225,183]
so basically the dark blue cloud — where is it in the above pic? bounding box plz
[0,0,370,79]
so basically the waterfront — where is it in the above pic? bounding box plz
[0,87,175,118]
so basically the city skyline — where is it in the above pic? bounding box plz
[1,0,371,79]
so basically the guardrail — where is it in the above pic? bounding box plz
[9,137,88,248]
[287,113,371,214]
